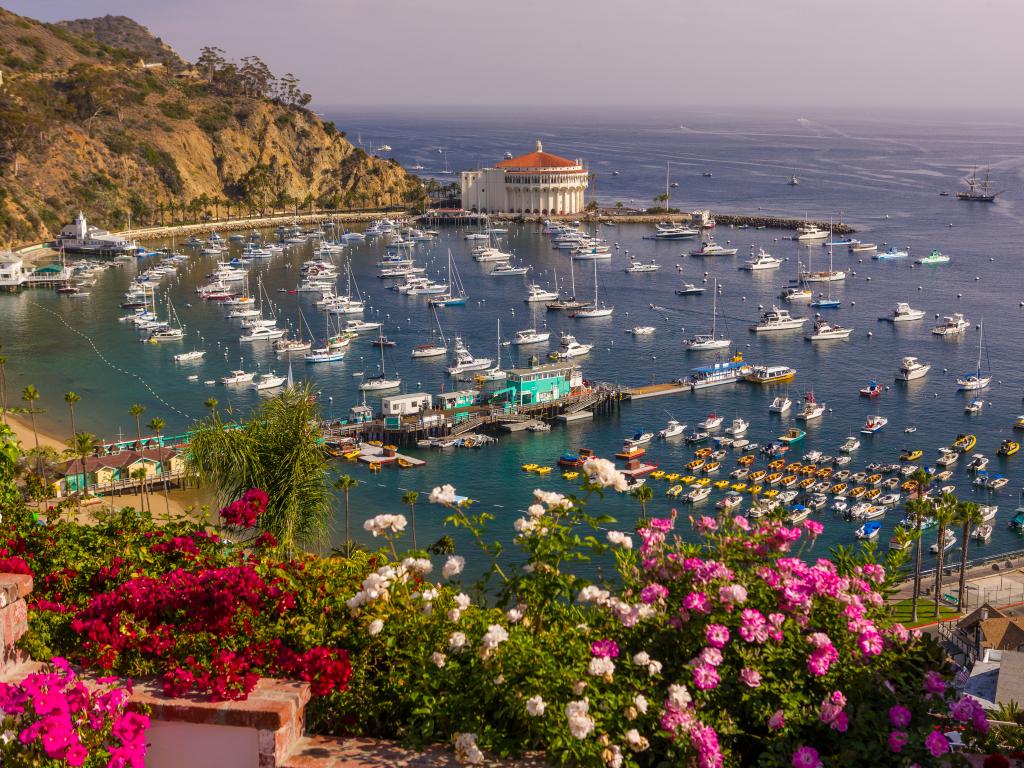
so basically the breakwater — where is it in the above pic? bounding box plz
[490,211,856,234]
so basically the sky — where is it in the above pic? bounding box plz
[8,0,1024,110]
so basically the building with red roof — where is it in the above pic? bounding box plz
[461,140,589,215]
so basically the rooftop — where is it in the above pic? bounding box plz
[496,140,579,170]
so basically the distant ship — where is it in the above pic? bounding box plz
[956,167,998,202]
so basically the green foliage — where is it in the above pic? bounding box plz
[196,105,232,136]
[158,99,190,120]
[137,143,182,194]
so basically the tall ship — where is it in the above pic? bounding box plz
[956,168,999,202]
[55,212,134,255]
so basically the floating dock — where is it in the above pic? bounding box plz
[356,443,426,467]
[625,382,687,400]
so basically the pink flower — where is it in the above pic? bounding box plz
[792,746,821,768]
[739,667,761,687]
[699,647,723,667]
[803,519,824,537]
[694,516,718,534]
[807,646,837,676]
[732,515,750,531]
[923,670,947,697]
[858,630,884,657]
[650,517,674,532]
[590,639,619,659]
[889,704,912,728]
[718,583,748,606]
[739,609,769,644]
[683,591,711,614]
[768,710,785,730]
[641,583,669,604]
[704,624,730,649]
[692,665,720,690]
[924,731,949,757]
[950,697,975,723]
[888,730,908,753]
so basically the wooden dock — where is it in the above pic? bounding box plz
[356,443,426,467]
[623,382,687,400]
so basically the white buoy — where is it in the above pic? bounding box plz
[867,331,873,337]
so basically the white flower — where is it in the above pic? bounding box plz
[578,586,611,605]
[368,619,384,636]
[429,484,459,505]
[449,632,467,651]
[565,699,595,740]
[442,555,465,579]
[588,657,615,677]
[453,732,484,765]
[632,651,650,666]
[582,457,629,492]
[572,680,587,695]
[363,514,407,537]
[625,729,649,752]
[604,744,623,768]
[455,593,471,611]
[668,683,692,709]
[447,609,462,622]
[647,660,662,677]
[506,605,524,623]
[420,588,438,603]
[633,694,648,715]
[533,489,572,510]
[527,503,545,518]
[514,516,539,534]
[480,624,509,650]
[401,557,433,575]
[606,530,633,549]
[431,652,447,668]
[526,695,546,717]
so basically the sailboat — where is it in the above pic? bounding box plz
[684,278,730,349]
[512,305,551,346]
[476,320,507,382]
[957,319,992,391]
[810,234,842,309]
[275,307,314,354]
[570,261,613,318]
[305,307,346,362]
[429,249,469,306]
[546,257,588,311]
[360,327,402,391]
[148,294,185,341]
[411,305,449,358]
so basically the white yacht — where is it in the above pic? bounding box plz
[174,350,205,363]
[881,303,925,322]
[932,313,970,336]
[550,334,593,360]
[490,263,530,276]
[796,391,826,420]
[625,260,661,273]
[252,373,286,391]
[740,249,782,271]
[525,284,560,302]
[751,306,807,332]
[689,241,738,257]
[805,319,853,341]
[650,223,699,240]
[240,325,285,342]
[896,356,930,381]
[410,343,447,359]
[725,418,749,436]
[840,435,861,453]
[220,370,254,385]
[304,347,345,363]
[512,328,551,346]
[629,326,656,336]
[445,338,492,375]
[796,224,828,242]
[768,395,792,413]
[780,286,813,302]
[659,420,685,439]
[343,319,382,333]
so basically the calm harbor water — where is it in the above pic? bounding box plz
[3,108,1024,571]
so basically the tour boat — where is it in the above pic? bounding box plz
[745,365,796,384]
[861,415,888,434]
[679,354,751,390]
[174,350,205,363]
[957,319,992,391]
[220,370,254,385]
[806,320,853,341]
[915,250,950,266]
[895,356,930,381]
[525,284,560,302]
[840,436,861,453]
[658,420,685,439]
[768,395,792,414]
[625,259,661,273]
[880,303,925,322]
[932,313,970,336]
[875,247,909,260]
[859,380,883,398]
[751,306,807,332]
[252,372,286,391]
[689,241,738,257]
[740,249,782,271]
[796,391,825,420]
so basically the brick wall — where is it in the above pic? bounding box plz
[0,573,32,673]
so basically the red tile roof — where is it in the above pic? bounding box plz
[497,150,578,170]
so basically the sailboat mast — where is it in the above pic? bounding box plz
[593,261,599,305]
[570,257,576,299]
[711,278,717,336]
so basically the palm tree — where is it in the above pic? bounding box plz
[0,353,8,424]
[631,483,654,523]
[129,403,145,447]
[332,474,359,552]
[954,500,984,612]
[187,385,331,554]
[908,467,930,622]
[204,398,219,417]
[67,431,97,515]
[64,391,81,438]
[147,417,170,518]
[21,385,41,473]
[402,490,420,550]
[131,466,150,514]
[933,493,958,618]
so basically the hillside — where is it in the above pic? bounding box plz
[0,8,423,248]
[56,15,185,68]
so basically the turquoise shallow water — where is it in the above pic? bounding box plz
[3,108,1024,572]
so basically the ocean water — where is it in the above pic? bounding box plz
[3,107,1024,571]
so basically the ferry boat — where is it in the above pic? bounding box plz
[932,313,970,336]
[751,306,807,332]
[861,415,888,434]
[745,365,796,384]
[896,356,930,381]
[679,354,751,390]
[915,250,950,266]
[689,241,738,257]
[880,303,926,323]
[806,320,852,341]
[740,249,782,271]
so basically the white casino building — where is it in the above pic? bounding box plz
[460,141,589,215]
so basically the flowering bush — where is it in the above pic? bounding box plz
[0,657,148,767]
[219,488,268,529]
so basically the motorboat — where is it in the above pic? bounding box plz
[679,355,751,390]
[490,263,531,276]
[446,337,492,375]
[881,303,925,322]
[740,249,782,271]
[304,348,345,363]
[410,342,448,359]
[220,369,254,385]
[726,418,749,436]
[629,326,656,336]
[796,391,825,420]
[850,242,877,253]
[916,250,950,266]
[252,372,286,391]
[968,453,990,472]
[980,505,998,523]
[550,334,593,360]
[626,431,654,446]
[525,284,560,302]
[240,325,285,342]
[683,484,712,503]
[875,247,909,260]
[930,530,957,554]
[275,338,312,355]
[659,420,686,439]
[676,282,707,296]
[896,356,930,381]
[859,380,883,398]
[699,413,724,430]
[796,225,828,242]
[998,440,1020,457]
[625,260,661,273]
[932,313,970,336]
[511,328,551,345]
[745,365,796,384]
[768,395,792,414]
[649,223,700,240]
[861,415,888,434]
[971,524,993,542]
[751,306,807,332]
[689,241,738,257]
[173,350,205,363]
[855,521,882,540]
[936,448,960,467]
[778,428,806,445]
[965,398,984,414]
[780,286,813,302]
[806,319,853,341]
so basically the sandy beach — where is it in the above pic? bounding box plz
[3,412,214,519]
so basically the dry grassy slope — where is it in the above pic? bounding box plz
[0,8,419,248]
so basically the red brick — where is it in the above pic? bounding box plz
[0,574,33,606]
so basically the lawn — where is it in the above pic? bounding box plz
[889,597,961,628]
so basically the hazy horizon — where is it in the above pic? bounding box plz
[8,0,1024,111]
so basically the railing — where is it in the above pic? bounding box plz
[937,618,978,665]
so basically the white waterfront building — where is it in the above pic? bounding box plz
[55,212,133,255]
[0,252,26,290]
[460,140,589,215]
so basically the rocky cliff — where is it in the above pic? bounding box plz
[0,9,422,247]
